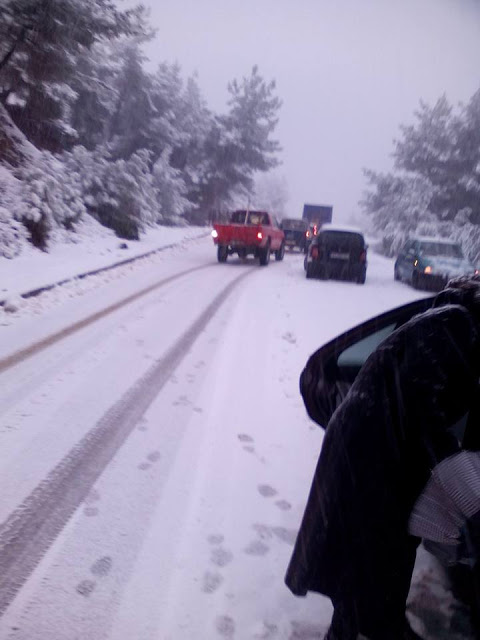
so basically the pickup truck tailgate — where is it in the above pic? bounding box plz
[214,224,262,245]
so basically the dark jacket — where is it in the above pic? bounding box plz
[285,302,480,606]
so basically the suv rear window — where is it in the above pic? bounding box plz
[282,219,307,230]
[319,231,365,250]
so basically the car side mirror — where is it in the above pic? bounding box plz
[299,298,434,428]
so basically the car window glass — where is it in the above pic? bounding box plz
[231,211,246,223]
[321,231,364,251]
[337,324,396,367]
[419,242,464,258]
[246,212,262,224]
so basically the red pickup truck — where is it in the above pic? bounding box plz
[211,210,285,266]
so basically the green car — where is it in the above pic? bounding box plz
[394,237,478,290]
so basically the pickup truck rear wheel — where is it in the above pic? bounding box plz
[275,242,285,261]
[217,246,228,263]
[259,242,271,266]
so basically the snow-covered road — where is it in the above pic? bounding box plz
[0,237,467,639]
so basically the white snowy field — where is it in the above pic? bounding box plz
[0,235,466,640]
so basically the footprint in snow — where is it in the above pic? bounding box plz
[275,499,292,511]
[257,484,277,498]
[237,433,254,443]
[76,580,96,597]
[202,570,223,594]
[244,540,269,557]
[91,556,112,577]
[211,547,233,568]
[173,395,190,407]
[207,534,225,545]
[252,621,279,639]
[84,489,100,505]
[252,524,274,540]
[282,331,297,345]
[216,615,235,638]
[289,621,327,639]
[271,527,297,545]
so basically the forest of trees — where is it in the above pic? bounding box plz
[362,90,480,261]
[0,0,282,258]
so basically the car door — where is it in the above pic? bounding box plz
[396,241,413,280]
[300,296,434,428]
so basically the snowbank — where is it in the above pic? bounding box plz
[0,220,208,301]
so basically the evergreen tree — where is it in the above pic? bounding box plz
[362,88,480,256]
[107,39,157,160]
[198,66,282,220]
[0,0,146,152]
[69,41,121,150]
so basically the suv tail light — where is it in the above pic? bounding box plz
[360,250,366,262]
[311,246,319,259]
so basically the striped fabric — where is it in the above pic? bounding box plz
[408,452,480,552]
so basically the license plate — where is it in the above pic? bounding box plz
[330,252,349,260]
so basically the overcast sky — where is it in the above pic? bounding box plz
[121,0,480,222]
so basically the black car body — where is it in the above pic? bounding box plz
[280,218,308,252]
[304,225,367,284]
[394,237,477,291]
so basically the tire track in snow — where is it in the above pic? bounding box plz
[0,264,214,374]
[0,267,255,617]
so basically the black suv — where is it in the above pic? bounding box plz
[280,218,308,252]
[304,226,367,284]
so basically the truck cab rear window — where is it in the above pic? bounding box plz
[231,211,269,225]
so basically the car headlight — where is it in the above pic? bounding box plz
[211,229,218,239]
[424,265,432,274]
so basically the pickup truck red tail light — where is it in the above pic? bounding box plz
[257,232,263,240]
[360,251,366,262]
[311,246,319,259]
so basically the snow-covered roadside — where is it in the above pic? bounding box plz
[0,237,472,639]
[0,218,208,303]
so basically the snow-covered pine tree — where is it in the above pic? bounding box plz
[361,170,436,257]
[15,151,87,249]
[107,39,157,160]
[67,145,161,239]
[362,88,480,258]
[197,66,282,221]
[0,165,27,258]
[69,41,123,151]
[0,0,147,152]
